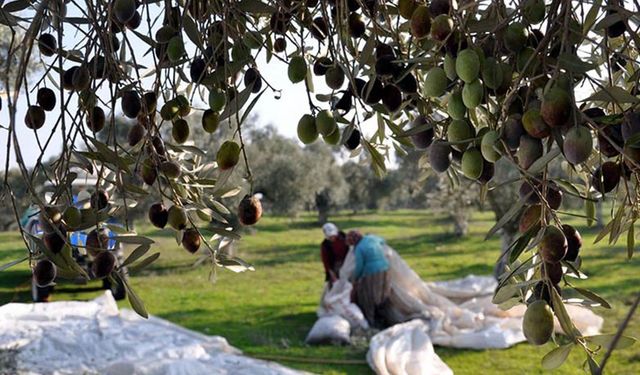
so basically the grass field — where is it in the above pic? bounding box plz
[0,210,638,374]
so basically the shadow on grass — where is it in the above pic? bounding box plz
[253,219,420,234]
[158,307,319,348]
[134,260,204,277]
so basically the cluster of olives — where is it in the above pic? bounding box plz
[35,189,118,284]
[34,0,257,251]
[147,202,201,253]
[32,0,146,133]
[146,193,262,254]
[361,0,638,347]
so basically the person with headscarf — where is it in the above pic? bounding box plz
[320,222,349,288]
[347,230,391,328]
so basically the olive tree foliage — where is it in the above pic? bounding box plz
[0,0,639,369]
[388,149,437,208]
[426,170,478,236]
[246,125,347,219]
[341,159,386,210]
[306,141,349,223]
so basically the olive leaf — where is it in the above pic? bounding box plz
[584,86,640,104]
[558,53,596,74]
[3,0,31,13]
[127,253,161,273]
[0,256,28,272]
[120,244,151,268]
[586,334,637,350]
[486,199,525,240]
[541,343,574,370]
[236,0,275,13]
[182,14,202,50]
[551,287,581,340]
[573,287,611,309]
[216,256,255,273]
[362,139,387,178]
[118,273,148,319]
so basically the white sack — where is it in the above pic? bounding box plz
[305,315,351,346]
[317,249,369,330]
[0,292,309,375]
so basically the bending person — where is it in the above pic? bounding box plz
[347,230,392,329]
[320,223,349,289]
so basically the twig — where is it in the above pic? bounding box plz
[597,291,640,374]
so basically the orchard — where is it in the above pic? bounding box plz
[0,0,639,372]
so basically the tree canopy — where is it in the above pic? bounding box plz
[0,0,639,371]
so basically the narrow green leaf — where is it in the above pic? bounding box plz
[219,186,242,198]
[541,344,574,370]
[112,235,154,245]
[587,355,600,375]
[362,140,387,178]
[216,256,255,273]
[583,0,603,33]
[0,256,29,271]
[3,0,31,13]
[236,0,276,13]
[594,12,624,30]
[128,252,161,273]
[240,88,266,125]
[555,179,583,198]
[206,226,242,240]
[62,17,92,24]
[121,244,151,268]
[397,122,434,137]
[608,205,625,245]
[586,334,636,350]
[594,219,613,244]
[558,53,596,74]
[585,192,596,227]
[551,287,580,339]
[492,283,519,304]
[509,231,534,263]
[166,143,207,157]
[573,287,612,309]
[527,148,561,174]
[59,244,90,279]
[121,275,148,319]
[486,199,525,240]
[182,14,203,49]
[210,200,230,215]
[624,132,640,148]
[220,87,252,121]
[584,86,640,104]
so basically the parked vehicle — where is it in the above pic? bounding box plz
[23,175,129,302]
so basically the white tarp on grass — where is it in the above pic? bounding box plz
[0,292,308,375]
[317,245,604,375]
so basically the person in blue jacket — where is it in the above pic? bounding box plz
[347,230,391,328]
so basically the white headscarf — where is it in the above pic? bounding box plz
[322,222,339,239]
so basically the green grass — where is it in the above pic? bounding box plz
[0,210,638,374]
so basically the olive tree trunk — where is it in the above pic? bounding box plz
[315,191,330,224]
